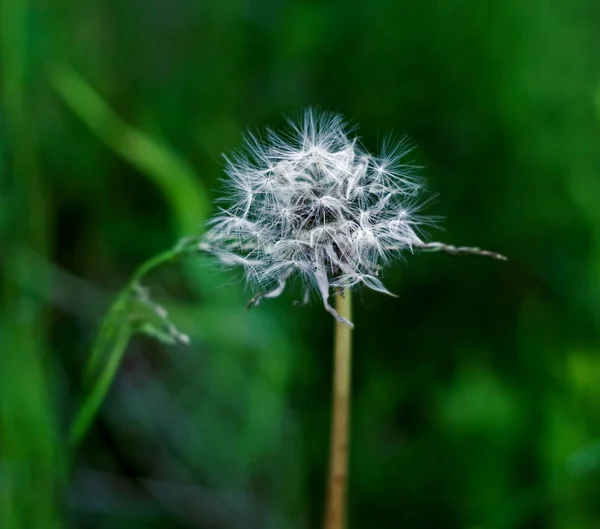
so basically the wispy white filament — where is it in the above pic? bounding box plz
[201,109,432,327]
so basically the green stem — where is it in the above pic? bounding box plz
[69,241,193,448]
[324,291,353,529]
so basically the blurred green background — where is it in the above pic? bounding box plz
[2,0,600,528]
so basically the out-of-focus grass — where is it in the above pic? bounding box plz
[1,0,64,527]
[47,61,211,235]
[48,60,219,299]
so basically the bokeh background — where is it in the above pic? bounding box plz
[2,0,600,528]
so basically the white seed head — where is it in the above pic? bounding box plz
[202,109,432,326]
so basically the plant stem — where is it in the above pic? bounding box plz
[69,239,194,448]
[324,290,353,529]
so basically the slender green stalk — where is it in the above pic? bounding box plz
[324,291,353,529]
[69,241,192,448]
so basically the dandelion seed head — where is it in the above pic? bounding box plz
[202,109,433,325]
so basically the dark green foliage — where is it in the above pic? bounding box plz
[1,0,600,527]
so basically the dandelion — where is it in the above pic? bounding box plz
[200,109,505,328]
[200,109,505,529]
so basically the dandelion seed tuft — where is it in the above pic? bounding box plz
[201,109,433,327]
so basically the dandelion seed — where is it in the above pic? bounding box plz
[201,109,433,327]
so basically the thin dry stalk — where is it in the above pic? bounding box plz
[324,290,353,529]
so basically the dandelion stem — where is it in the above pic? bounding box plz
[324,290,353,529]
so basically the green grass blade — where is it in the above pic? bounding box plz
[47,60,211,236]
